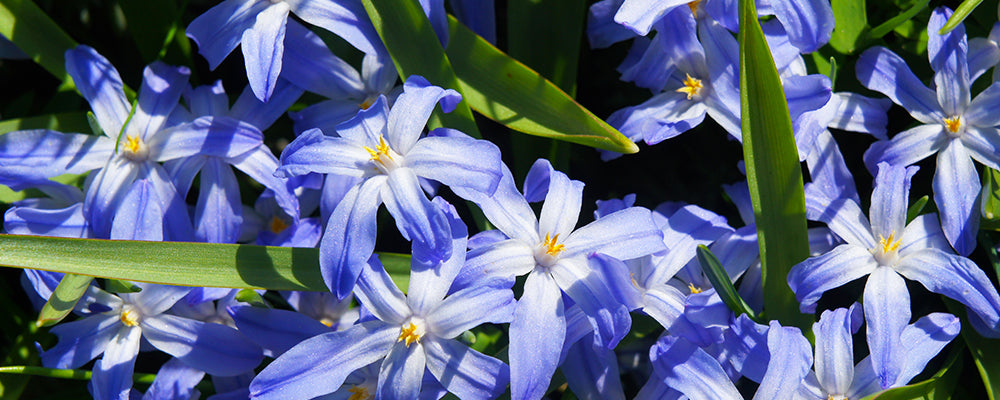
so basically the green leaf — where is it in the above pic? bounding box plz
[0,366,156,385]
[945,299,1000,399]
[907,195,929,223]
[829,0,869,54]
[360,0,481,138]
[446,16,637,154]
[506,0,584,95]
[939,0,982,35]
[738,0,812,330]
[104,279,142,294]
[983,168,1000,221]
[235,289,271,308]
[118,0,180,62]
[36,274,92,328]
[696,245,759,322]
[0,112,91,135]
[0,0,77,81]
[0,234,412,292]
[860,342,963,400]
[869,0,929,40]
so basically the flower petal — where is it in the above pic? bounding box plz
[405,134,502,195]
[229,78,304,131]
[933,141,980,255]
[537,163,584,239]
[41,314,120,369]
[614,0,688,36]
[856,46,944,124]
[551,259,631,349]
[65,45,130,135]
[289,0,381,56]
[280,19,364,99]
[141,314,263,376]
[90,326,140,400]
[961,125,1000,171]
[561,336,626,400]
[864,267,910,389]
[111,179,164,241]
[769,0,834,53]
[424,337,509,400]
[753,321,814,400]
[229,145,300,220]
[804,185,875,248]
[193,158,242,243]
[249,321,396,400]
[354,255,410,325]
[896,249,1000,335]
[382,168,452,260]
[862,124,946,173]
[450,164,538,243]
[425,279,515,339]
[130,62,190,139]
[386,75,463,154]
[787,244,877,313]
[648,335,743,400]
[319,176,385,299]
[869,162,917,241]
[894,312,960,386]
[509,270,565,400]
[276,129,371,179]
[377,341,426,400]
[0,130,113,183]
[564,206,665,261]
[813,306,860,395]
[148,116,264,161]
[927,7,970,117]
[230,306,330,356]
[186,0,269,69]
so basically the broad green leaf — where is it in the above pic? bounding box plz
[829,0,869,54]
[0,234,412,292]
[0,0,77,81]
[235,289,271,308]
[939,0,982,34]
[0,112,90,135]
[118,0,180,62]
[869,0,929,40]
[103,279,142,294]
[738,0,811,330]
[945,299,1000,399]
[36,274,93,327]
[360,0,481,138]
[983,168,1000,220]
[860,343,963,400]
[696,245,759,322]
[907,195,929,223]
[446,16,638,154]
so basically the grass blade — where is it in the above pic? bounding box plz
[35,274,92,327]
[738,0,811,330]
[939,0,982,35]
[696,245,759,322]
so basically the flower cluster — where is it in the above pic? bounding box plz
[3,1,1000,399]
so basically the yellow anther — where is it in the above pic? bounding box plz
[687,283,703,294]
[878,232,901,254]
[944,116,962,133]
[125,135,142,154]
[318,317,335,328]
[688,0,702,17]
[362,136,394,163]
[269,217,289,234]
[120,309,141,327]
[348,386,371,400]
[542,233,565,256]
[398,322,422,347]
[630,273,642,290]
[676,74,703,100]
[359,97,375,110]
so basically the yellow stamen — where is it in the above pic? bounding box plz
[125,135,142,154]
[347,386,371,400]
[688,0,702,17]
[269,217,289,234]
[878,232,901,254]
[944,116,962,133]
[542,233,565,256]
[362,135,394,163]
[687,283,703,294]
[318,317,335,328]
[359,98,375,110]
[630,273,642,290]
[676,74,703,100]
[120,309,140,327]
[398,322,422,347]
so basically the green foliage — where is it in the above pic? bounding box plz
[36,274,93,328]
[696,245,759,322]
[738,0,811,331]
[939,0,984,34]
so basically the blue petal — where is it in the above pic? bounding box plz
[769,0,834,53]
[131,62,190,139]
[41,314,120,369]
[229,145,299,220]
[186,0,269,69]
[933,141,980,255]
[84,157,140,238]
[804,185,875,248]
[961,125,1000,171]
[894,312,960,386]
[753,321,813,400]
[382,168,451,262]
[927,7,970,117]
[127,284,192,315]
[450,164,538,243]
[290,99,365,135]
[276,129,371,178]
[232,305,332,354]
[813,306,861,395]
[425,278,515,338]
[148,116,264,161]
[896,249,1000,335]
[386,75,463,153]
[968,31,1000,82]
[280,19,364,100]
[407,199,469,314]
[229,79,304,131]
[320,176,385,298]
[561,337,626,400]
[354,255,411,325]
[551,259,631,349]
[509,270,565,400]
[291,0,381,56]
[587,0,636,49]
[146,164,196,242]
[856,47,944,124]
[65,45,130,135]
[377,341,426,400]
[564,207,665,261]
[241,2,289,102]
[249,321,396,400]
[418,0,449,46]
[449,0,497,44]
[787,244,877,313]
[864,267,910,389]
[614,0,687,36]
[537,164,584,239]
[806,131,861,204]
[143,358,205,400]
[648,335,743,400]
[4,202,90,238]
[862,124,946,173]
[0,130,113,181]
[424,337,509,400]
[405,134,503,195]
[828,93,892,138]
[90,326,141,400]
[194,158,242,243]
[141,314,262,376]
[965,82,1000,128]
[111,179,164,241]
[869,162,917,241]
[898,213,951,254]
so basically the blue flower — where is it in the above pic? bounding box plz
[789,162,1000,385]
[276,75,504,298]
[186,0,381,101]
[857,7,1000,256]
[453,159,665,400]
[249,199,514,400]
[0,46,264,241]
